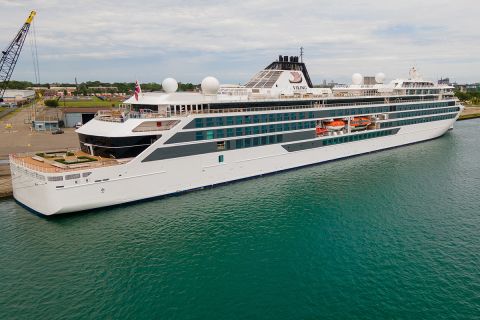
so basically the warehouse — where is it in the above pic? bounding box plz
[2,89,35,105]
[61,107,104,128]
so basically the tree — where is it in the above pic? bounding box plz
[454,91,468,101]
[45,99,59,107]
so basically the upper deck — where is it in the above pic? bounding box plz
[96,94,458,123]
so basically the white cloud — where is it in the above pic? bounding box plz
[1,0,479,83]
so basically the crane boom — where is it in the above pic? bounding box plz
[0,10,36,101]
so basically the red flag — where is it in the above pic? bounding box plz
[134,80,142,101]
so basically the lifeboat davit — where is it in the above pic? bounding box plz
[350,117,371,130]
[324,120,345,131]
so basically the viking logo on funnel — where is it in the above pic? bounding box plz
[289,71,303,83]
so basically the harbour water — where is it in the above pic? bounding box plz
[1,119,479,319]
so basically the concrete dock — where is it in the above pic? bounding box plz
[0,107,79,198]
[0,164,12,198]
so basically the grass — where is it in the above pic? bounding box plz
[56,96,121,108]
[36,151,75,158]
[54,156,97,165]
[459,113,480,121]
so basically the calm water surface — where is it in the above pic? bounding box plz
[1,120,479,319]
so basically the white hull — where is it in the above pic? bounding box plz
[11,118,457,215]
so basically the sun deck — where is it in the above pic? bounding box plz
[10,150,129,173]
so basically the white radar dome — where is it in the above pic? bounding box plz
[375,72,386,84]
[201,76,220,95]
[162,78,178,93]
[352,73,363,85]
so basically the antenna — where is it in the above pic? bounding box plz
[300,47,304,63]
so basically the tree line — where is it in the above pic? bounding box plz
[5,80,199,94]
[454,90,480,105]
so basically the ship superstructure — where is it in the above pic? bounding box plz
[10,55,463,215]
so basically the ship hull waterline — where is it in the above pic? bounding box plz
[11,119,456,216]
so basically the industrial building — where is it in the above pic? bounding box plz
[61,107,105,127]
[2,89,35,105]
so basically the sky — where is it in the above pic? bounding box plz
[1,0,479,85]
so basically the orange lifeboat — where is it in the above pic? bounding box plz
[350,117,371,130]
[324,120,345,131]
[315,127,328,135]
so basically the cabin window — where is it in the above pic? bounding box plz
[195,132,204,140]
[195,119,203,127]
[218,155,224,163]
[206,130,214,139]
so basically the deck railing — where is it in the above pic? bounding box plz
[9,152,127,174]
[95,97,455,122]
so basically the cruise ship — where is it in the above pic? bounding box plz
[10,55,463,215]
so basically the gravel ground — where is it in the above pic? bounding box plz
[0,106,78,158]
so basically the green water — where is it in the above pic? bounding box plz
[1,120,480,319]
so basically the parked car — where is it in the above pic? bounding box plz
[51,129,64,135]
[74,122,82,129]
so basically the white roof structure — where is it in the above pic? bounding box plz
[3,89,35,99]
[123,92,220,105]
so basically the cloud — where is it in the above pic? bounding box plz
[1,0,479,83]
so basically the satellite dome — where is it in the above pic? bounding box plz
[352,73,363,85]
[375,72,386,84]
[162,78,178,93]
[201,76,220,95]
